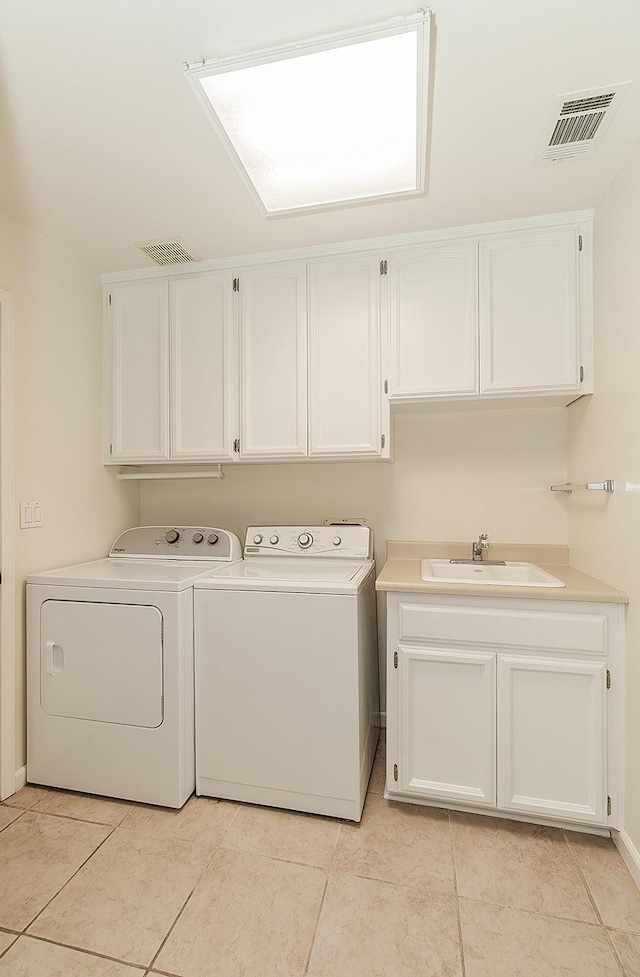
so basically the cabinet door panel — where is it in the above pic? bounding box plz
[109,282,170,462]
[171,275,236,460]
[480,229,579,393]
[308,255,382,457]
[240,263,307,458]
[398,645,495,806]
[497,655,606,824]
[389,242,478,397]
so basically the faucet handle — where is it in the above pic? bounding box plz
[479,533,489,548]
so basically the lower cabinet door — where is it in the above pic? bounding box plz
[497,655,606,824]
[398,645,496,807]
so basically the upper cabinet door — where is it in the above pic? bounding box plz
[170,275,237,461]
[480,228,580,394]
[108,281,170,462]
[388,241,478,399]
[308,254,384,457]
[239,263,307,459]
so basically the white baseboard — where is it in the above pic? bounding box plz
[613,828,640,890]
[14,765,26,792]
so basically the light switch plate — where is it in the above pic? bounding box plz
[20,501,43,529]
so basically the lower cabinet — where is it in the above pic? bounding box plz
[386,593,623,828]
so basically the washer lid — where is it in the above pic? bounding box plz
[194,557,374,594]
[27,558,238,592]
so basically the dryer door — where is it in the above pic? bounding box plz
[40,600,163,727]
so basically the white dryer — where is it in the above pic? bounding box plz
[27,526,242,808]
[194,525,379,821]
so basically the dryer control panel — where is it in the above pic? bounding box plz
[110,527,242,561]
[244,526,372,560]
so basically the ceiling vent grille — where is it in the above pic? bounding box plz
[534,83,630,165]
[135,236,200,265]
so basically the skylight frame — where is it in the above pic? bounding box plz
[184,13,431,217]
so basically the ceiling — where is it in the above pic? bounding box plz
[1,0,639,273]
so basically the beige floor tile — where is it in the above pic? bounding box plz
[0,932,17,957]
[0,936,144,976]
[451,813,596,921]
[0,812,110,931]
[0,806,22,831]
[155,848,327,977]
[366,746,386,794]
[221,803,340,868]
[119,795,238,851]
[459,899,621,977]
[3,786,52,810]
[31,790,133,826]
[568,832,640,932]
[331,792,455,894]
[608,928,640,975]
[308,874,462,977]
[28,828,211,968]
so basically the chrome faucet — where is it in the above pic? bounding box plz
[472,533,489,562]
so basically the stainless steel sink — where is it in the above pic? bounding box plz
[420,560,566,587]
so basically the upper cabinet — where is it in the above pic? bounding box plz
[170,275,237,461]
[107,281,170,462]
[239,263,307,460]
[103,212,592,466]
[388,241,478,399]
[479,228,580,395]
[308,254,388,458]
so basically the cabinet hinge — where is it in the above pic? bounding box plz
[233,277,240,292]
[160,620,164,642]
[578,234,583,252]
[233,438,240,453]
[393,763,398,782]
[161,693,164,715]
[607,669,611,689]
[580,365,584,383]
[608,795,612,816]
[393,651,398,669]
[381,434,386,450]
[380,260,388,276]
[384,379,389,395]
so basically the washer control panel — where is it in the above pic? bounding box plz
[110,526,242,561]
[244,526,371,560]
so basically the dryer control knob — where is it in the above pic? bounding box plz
[165,529,180,544]
[298,533,313,548]
[253,534,263,545]
[192,532,204,544]
[207,533,219,545]
[270,535,279,545]
[333,536,342,546]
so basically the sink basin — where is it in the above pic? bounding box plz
[420,560,566,587]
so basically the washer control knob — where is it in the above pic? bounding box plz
[298,532,313,548]
[207,533,219,545]
[253,534,263,545]
[192,532,204,544]
[333,536,342,546]
[270,535,279,545]
[165,529,180,544]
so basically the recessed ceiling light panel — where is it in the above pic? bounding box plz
[185,13,431,216]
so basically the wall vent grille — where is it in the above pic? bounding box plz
[135,237,200,265]
[534,83,630,165]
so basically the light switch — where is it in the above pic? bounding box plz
[20,502,44,529]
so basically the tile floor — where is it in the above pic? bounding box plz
[1,735,640,976]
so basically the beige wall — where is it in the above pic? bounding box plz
[0,207,140,770]
[568,137,640,847]
[142,405,569,710]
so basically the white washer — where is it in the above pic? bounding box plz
[194,525,379,821]
[27,526,242,808]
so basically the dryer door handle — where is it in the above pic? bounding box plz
[45,641,64,675]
